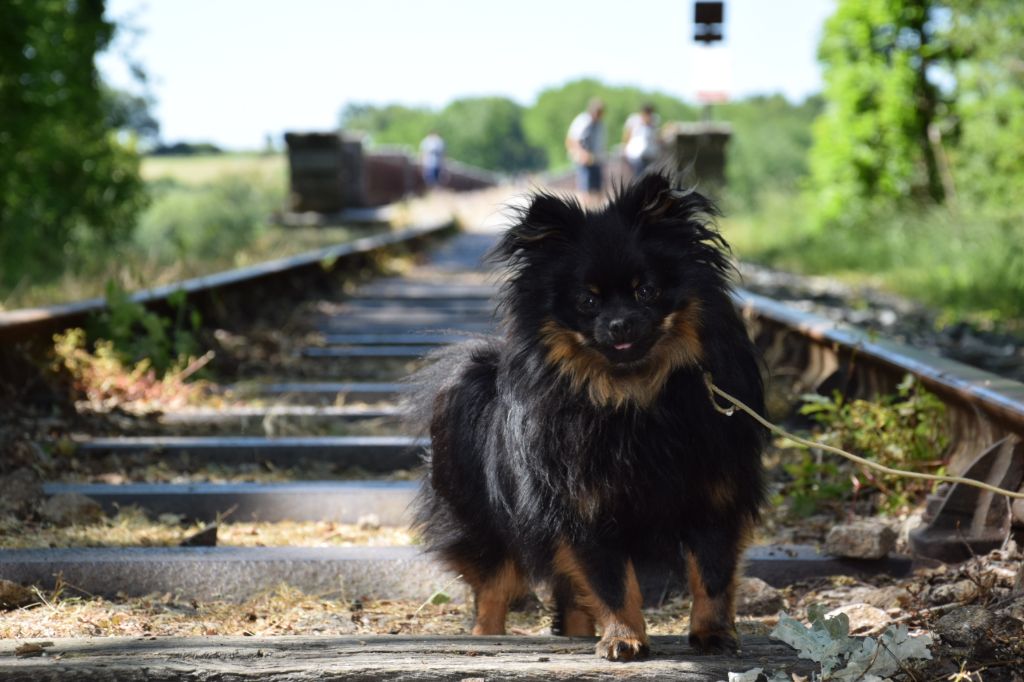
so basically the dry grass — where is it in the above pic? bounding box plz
[53,459,419,485]
[1,585,370,639]
[0,508,416,550]
[89,224,388,297]
[0,584,778,640]
[141,154,286,187]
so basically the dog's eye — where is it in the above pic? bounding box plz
[576,292,599,314]
[635,285,660,304]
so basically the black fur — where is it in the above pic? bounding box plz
[410,172,767,655]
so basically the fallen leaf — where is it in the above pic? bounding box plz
[15,641,54,658]
[428,590,451,606]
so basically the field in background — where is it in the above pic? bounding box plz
[0,153,390,311]
[142,153,286,187]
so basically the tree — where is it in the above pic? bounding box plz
[103,84,160,146]
[944,0,1024,216]
[806,0,947,228]
[523,79,696,171]
[718,94,823,209]
[0,0,147,289]
[436,97,545,172]
[340,103,437,149]
[340,99,545,173]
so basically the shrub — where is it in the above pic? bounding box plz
[784,376,949,516]
[134,174,282,264]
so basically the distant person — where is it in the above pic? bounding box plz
[622,103,661,177]
[419,130,445,189]
[565,98,606,201]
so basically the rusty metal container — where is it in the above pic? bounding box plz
[363,151,418,206]
[284,132,365,212]
[663,122,732,195]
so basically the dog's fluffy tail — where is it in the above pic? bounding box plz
[399,334,502,442]
[403,334,505,557]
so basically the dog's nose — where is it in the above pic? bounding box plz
[608,318,632,340]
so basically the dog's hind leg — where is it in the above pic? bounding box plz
[460,558,529,635]
[553,544,648,661]
[551,574,595,637]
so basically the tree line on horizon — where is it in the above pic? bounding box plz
[339,80,821,211]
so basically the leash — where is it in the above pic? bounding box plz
[702,372,1024,501]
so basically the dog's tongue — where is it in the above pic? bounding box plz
[614,342,633,351]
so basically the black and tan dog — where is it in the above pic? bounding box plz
[411,172,767,661]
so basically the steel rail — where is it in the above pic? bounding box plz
[734,289,1024,440]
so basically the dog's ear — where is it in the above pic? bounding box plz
[619,171,718,227]
[618,172,732,277]
[490,192,582,262]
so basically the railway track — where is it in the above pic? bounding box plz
[1,197,1022,679]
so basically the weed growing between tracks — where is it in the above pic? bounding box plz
[50,328,213,415]
[47,280,214,414]
[781,376,949,517]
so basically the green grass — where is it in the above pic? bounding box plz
[720,191,1024,327]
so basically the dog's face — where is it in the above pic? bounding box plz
[494,173,732,408]
[549,225,681,367]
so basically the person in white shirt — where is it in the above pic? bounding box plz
[622,104,661,177]
[565,98,606,200]
[420,130,446,189]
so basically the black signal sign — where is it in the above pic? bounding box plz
[694,1,724,43]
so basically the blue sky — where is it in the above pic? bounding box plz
[100,0,835,150]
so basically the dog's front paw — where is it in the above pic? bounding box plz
[595,634,649,662]
[688,627,739,654]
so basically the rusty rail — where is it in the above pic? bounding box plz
[735,289,1024,560]
[737,290,1024,435]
